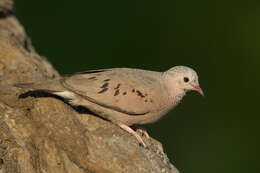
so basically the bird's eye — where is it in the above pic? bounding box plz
[184,77,189,83]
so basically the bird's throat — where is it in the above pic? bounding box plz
[172,91,186,106]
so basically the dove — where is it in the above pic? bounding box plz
[16,66,203,147]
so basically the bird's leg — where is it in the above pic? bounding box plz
[117,123,147,148]
[132,126,150,139]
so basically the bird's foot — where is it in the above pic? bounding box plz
[134,127,150,139]
[117,123,147,148]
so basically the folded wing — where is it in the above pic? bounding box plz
[61,68,163,115]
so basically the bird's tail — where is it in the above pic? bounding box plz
[14,80,67,100]
[14,79,65,93]
[14,82,36,88]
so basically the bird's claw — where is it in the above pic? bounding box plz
[136,128,150,139]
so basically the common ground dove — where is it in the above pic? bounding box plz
[16,66,203,147]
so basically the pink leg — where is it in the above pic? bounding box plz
[117,123,147,148]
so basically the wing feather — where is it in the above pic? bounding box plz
[61,68,163,115]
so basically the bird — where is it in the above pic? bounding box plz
[15,66,203,147]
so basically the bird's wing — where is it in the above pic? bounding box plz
[61,68,164,115]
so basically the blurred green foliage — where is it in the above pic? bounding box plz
[16,0,259,172]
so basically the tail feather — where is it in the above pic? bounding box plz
[15,81,66,100]
[14,79,64,92]
[14,82,35,88]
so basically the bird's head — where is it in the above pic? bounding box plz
[163,66,204,96]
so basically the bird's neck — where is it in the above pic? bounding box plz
[167,87,186,107]
[173,91,186,105]
[160,74,186,108]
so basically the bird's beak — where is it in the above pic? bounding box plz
[191,84,204,96]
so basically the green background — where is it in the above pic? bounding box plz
[16,1,259,172]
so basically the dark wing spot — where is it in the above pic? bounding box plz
[114,90,120,96]
[150,99,153,103]
[98,88,108,94]
[114,83,121,90]
[100,82,109,88]
[88,76,96,80]
[104,79,110,82]
[145,99,148,102]
[123,92,127,95]
[132,89,135,92]
[136,90,145,98]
